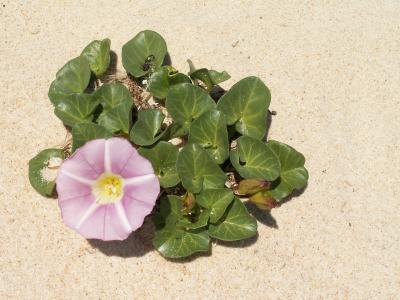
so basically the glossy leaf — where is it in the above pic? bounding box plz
[54,94,98,126]
[153,195,210,258]
[230,136,280,181]
[188,110,229,164]
[217,76,270,139]
[71,123,113,151]
[122,30,167,77]
[166,83,216,132]
[81,38,111,77]
[153,227,210,259]
[97,101,132,134]
[29,149,65,197]
[208,198,257,241]
[138,141,180,188]
[267,140,309,201]
[197,188,234,223]
[177,210,210,230]
[147,66,191,99]
[156,195,182,228]
[188,59,230,91]
[48,56,91,105]
[176,143,226,193]
[130,109,165,146]
[93,83,132,111]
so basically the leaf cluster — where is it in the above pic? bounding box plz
[29,30,308,259]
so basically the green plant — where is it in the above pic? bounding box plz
[29,30,308,259]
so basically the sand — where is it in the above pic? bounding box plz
[1,1,399,299]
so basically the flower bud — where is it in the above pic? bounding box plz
[182,192,195,214]
[249,191,279,210]
[238,179,271,195]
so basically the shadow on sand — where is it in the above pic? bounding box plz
[88,217,154,258]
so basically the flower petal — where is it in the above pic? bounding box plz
[76,204,106,239]
[56,172,93,200]
[60,139,106,180]
[106,138,154,177]
[58,193,96,229]
[123,174,160,204]
[78,139,106,174]
[122,195,155,230]
[103,202,132,240]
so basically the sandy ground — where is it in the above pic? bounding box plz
[1,1,399,299]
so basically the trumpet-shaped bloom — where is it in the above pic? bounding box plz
[56,138,160,241]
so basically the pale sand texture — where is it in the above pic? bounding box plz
[1,1,399,299]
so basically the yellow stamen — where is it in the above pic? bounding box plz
[93,173,124,204]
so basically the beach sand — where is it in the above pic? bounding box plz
[1,1,399,299]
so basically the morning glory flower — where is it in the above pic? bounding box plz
[56,137,160,241]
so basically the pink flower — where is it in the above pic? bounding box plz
[56,138,160,241]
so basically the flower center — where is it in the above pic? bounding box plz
[93,173,124,204]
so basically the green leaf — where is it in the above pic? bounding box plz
[153,227,210,259]
[93,83,132,111]
[230,136,280,181]
[97,101,133,134]
[153,195,210,258]
[81,38,111,77]
[48,80,72,106]
[188,110,229,164]
[217,76,270,139]
[188,59,230,91]
[54,94,99,126]
[166,83,216,133]
[122,30,167,77]
[71,123,113,151]
[197,188,234,223]
[208,70,231,85]
[48,56,91,105]
[176,143,226,193]
[138,141,180,188]
[156,195,183,228]
[130,109,165,146]
[267,140,309,200]
[177,210,210,230]
[208,198,257,241]
[147,66,191,99]
[29,149,65,197]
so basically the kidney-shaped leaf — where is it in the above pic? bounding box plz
[153,225,210,259]
[54,94,99,127]
[217,76,270,139]
[230,136,280,181]
[122,30,167,78]
[153,195,210,258]
[93,83,132,111]
[147,66,191,99]
[197,188,234,223]
[138,141,179,188]
[208,197,257,241]
[48,56,91,105]
[177,143,226,193]
[177,210,210,230]
[98,101,133,134]
[188,59,230,91]
[166,83,216,133]
[29,149,65,197]
[267,140,309,201]
[81,38,111,77]
[188,110,229,164]
[71,123,113,152]
[130,109,165,146]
